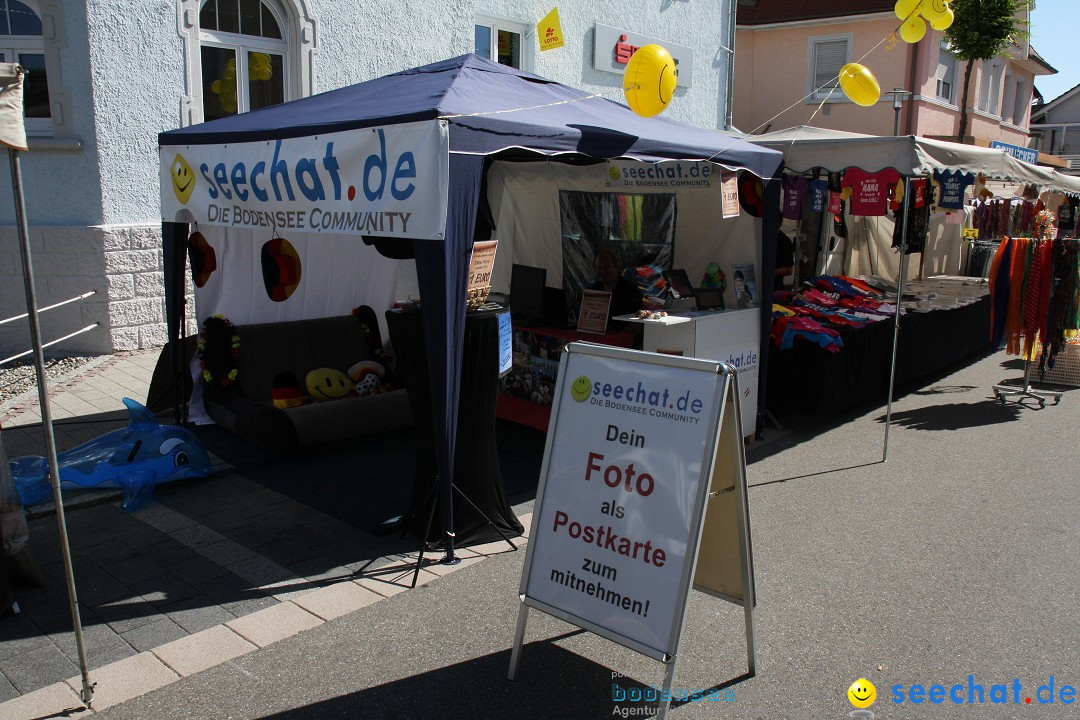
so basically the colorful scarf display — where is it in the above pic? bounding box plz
[988,236,1080,366]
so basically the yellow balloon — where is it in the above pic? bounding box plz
[929,6,954,31]
[623,44,678,117]
[839,63,881,107]
[900,15,927,43]
[894,0,922,21]
[920,0,950,23]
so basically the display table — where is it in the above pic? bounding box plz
[614,308,761,433]
[767,293,991,414]
[386,306,523,547]
[496,324,636,431]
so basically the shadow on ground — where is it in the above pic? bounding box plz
[189,419,546,533]
[256,640,746,720]
[873,399,1025,431]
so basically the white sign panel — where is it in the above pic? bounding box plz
[161,121,449,240]
[521,346,725,657]
[694,311,759,433]
[593,24,694,88]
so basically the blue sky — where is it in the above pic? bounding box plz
[1030,0,1078,102]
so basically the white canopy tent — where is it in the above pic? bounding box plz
[750,126,1080,193]
[748,126,1080,282]
[745,126,1080,460]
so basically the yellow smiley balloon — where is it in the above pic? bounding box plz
[899,15,927,44]
[839,63,881,107]
[848,678,877,709]
[623,44,678,117]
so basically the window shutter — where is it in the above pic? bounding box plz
[813,39,847,92]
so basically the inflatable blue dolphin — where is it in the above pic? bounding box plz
[11,398,212,507]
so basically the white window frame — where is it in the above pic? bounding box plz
[177,0,316,126]
[0,0,72,141]
[806,33,852,102]
[935,48,957,105]
[199,1,290,117]
[474,15,531,71]
[1010,77,1028,127]
[977,59,1004,116]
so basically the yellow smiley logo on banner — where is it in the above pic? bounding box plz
[171,154,195,204]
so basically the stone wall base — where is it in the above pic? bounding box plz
[0,223,196,358]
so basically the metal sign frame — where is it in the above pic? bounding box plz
[507,341,755,719]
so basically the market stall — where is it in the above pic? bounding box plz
[485,157,774,436]
[159,54,784,555]
[747,127,1080,440]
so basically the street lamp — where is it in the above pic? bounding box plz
[885,88,913,136]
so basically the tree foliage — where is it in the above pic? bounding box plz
[944,0,1032,142]
[945,0,1030,61]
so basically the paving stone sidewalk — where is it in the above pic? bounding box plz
[0,348,541,717]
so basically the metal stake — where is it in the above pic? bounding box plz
[8,148,93,705]
[883,176,913,462]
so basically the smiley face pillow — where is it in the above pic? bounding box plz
[305,368,354,402]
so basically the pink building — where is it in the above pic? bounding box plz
[733,0,1056,154]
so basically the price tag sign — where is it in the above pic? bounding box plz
[721,173,740,219]
[467,240,498,293]
[576,289,612,334]
[962,228,979,239]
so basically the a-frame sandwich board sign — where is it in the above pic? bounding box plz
[509,341,755,719]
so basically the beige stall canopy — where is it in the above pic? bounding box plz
[749,125,1080,195]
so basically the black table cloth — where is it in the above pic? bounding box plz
[386,306,523,547]
[767,296,991,414]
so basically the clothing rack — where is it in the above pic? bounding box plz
[988,230,1079,407]
[991,357,1062,406]
[962,238,999,278]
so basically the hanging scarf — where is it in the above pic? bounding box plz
[1004,238,1030,356]
[1022,239,1048,358]
[988,237,1014,349]
[1044,240,1080,368]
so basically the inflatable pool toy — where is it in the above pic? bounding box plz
[11,398,212,509]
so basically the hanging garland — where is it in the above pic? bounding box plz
[197,314,241,388]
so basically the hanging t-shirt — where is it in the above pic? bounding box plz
[782,174,808,219]
[842,168,902,216]
[892,178,933,254]
[932,169,976,209]
[809,178,828,213]
[828,190,843,214]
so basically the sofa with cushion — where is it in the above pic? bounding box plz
[200,308,412,449]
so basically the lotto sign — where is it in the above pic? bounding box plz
[519,344,727,657]
[161,121,449,239]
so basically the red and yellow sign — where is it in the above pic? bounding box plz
[537,7,564,51]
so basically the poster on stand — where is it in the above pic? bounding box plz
[518,344,726,658]
[732,263,757,308]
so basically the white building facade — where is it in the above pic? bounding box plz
[0,0,738,357]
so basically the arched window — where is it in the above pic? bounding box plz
[0,0,49,134]
[199,0,288,120]
[180,0,315,125]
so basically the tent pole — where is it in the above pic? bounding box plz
[8,148,94,706]
[883,176,913,463]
